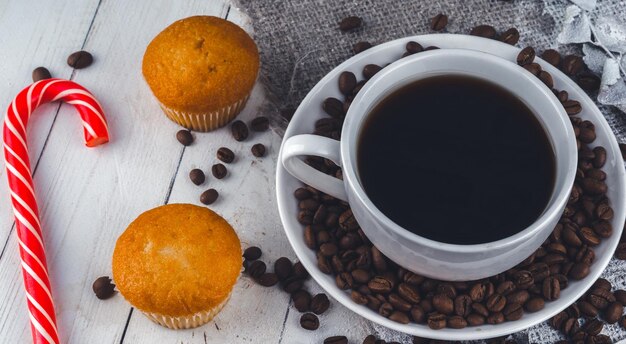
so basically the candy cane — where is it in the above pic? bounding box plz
[3,78,109,344]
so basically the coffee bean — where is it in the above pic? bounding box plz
[211,163,227,179]
[432,294,454,315]
[427,313,446,329]
[368,276,393,294]
[579,226,601,246]
[293,188,312,200]
[430,14,448,31]
[189,169,205,185]
[562,317,580,336]
[251,143,266,157]
[569,262,591,280]
[581,178,607,195]
[466,313,485,326]
[470,25,496,38]
[513,270,534,289]
[338,209,359,231]
[215,147,235,163]
[243,246,262,261]
[300,313,319,330]
[523,297,544,313]
[348,290,367,305]
[292,290,311,312]
[523,62,542,76]
[92,276,115,300]
[322,97,346,119]
[320,242,338,257]
[339,71,357,95]
[577,72,601,91]
[582,318,603,336]
[541,49,561,66]
[593,220,613,238]
[557,90,569,102]
[487,312,505,325]
[353,41,373,54]
[451,295,471,317]
[362,335,377,344]
[200,189,218,205]
[507,290,530,305]
[336,271,354,289]
[539,71,554,88]
[387,293,410,312]
[324,336,348,344]
[561,55,584,75]
[247,260,266,278]
[32,66,52,82]
[256,272,278,287]
[274,257,293,281]
[486,293,506,313]
[311,293,330,314]
[588,288,616,309]
[250,116,269,132]
[339,16,362,32]
[614,289,626,305]
[398,283,421,304]
[363,64,382,79]
[406,41,423,54]
[604,301,623,324]
[562,100,582,115]
[67,50,93,69]
[231,120,249,141]
[592,146,606,168]
[379,302,393,317]
[616,243,626,260]
[503,302,523,321]
[499,27,520,45]
[517,46,535,66]
[542,276,560,301]
[176,130,193,146]
[389,311,410,324]
[496,281,516,296]
[550,311,568,330]
[579,300,599,317]
[443,315,465,329]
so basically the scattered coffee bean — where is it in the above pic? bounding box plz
[616,243,626,260]
[217,147,235,163]
[499,27,520,45]
[604,301,623,324]
[251,143,266,157]
[324,336,348,344]
[561,55,584,75]
[231,120,249,141]
[541,49,561,67]
[300,312,319,330]
[614,289,626,305]
[176,130,193,146]
[188,168,205,185]
[470,24,496,38]
[211,163,227,179]
[256,272,279,287]
[274,257,293,281]
[353,41,373,54]
[247,260,266,278]
[582,318,603,336]
[250,116,269,132]
[311,293,330,314]
[92,276,115,300]
[517,46,535,66]
[339,16,362,32]
[243,246,262,261]
[538,71,554,88]
[199,189,219,205]
[32,66,52,82]
[67,50,93,69]
[292,290,311,312]
[430,14,448,31]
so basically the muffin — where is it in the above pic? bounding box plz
[142,16,259,131]
[112,204,242,329]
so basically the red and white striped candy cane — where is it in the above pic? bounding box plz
[3,78,109,344]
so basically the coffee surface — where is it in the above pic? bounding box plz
[357,75,555,245]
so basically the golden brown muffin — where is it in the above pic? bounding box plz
[142,16,259,131]
[112,204,242,329]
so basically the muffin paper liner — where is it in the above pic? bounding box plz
[159,94,250,132]
[141,295,230,329]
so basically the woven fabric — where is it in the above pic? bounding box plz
[234,0,626,342]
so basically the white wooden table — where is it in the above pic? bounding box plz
[0,1,384,343]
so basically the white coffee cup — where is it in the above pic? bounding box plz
[281,49,577,281]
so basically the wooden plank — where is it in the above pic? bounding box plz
[0,0,229,342]
[0,0,101,255]
[119,8,294,343]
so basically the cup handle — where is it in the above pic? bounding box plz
[281,134,348,202]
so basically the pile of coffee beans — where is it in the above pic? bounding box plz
[292,20,624,341]
[180,116,270,205]
[241,246,337,332]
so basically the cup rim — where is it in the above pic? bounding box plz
[341,48,578,253]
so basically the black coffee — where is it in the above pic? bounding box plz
[357,75,555,245]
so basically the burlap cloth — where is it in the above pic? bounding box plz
[234,0,626,342]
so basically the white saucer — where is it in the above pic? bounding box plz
[275,34,626,340]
